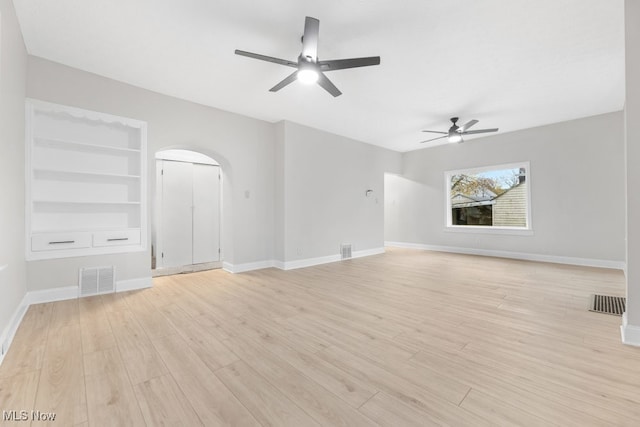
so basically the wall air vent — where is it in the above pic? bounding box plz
[79,266,115,297]
[340,244,352,260]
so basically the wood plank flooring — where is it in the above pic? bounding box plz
[1,248,638,426]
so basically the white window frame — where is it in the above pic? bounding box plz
[444,161,533,235]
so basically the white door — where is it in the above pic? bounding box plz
[161,160,193,268]
[160,160,220,268]
[193,164,220,263]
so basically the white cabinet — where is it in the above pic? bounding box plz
[93,229,141,247]
[31,232,92,252]
[25,99,147,260]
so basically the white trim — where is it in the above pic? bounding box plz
[223,260,275,274]
[222,247,386,273]
[0,294,30,365]
[621,313,640,346]
[352,247,386,259]
[384,241,626,270]
[155,149,219,165]
[116,277,153,292]
[282,254,341,271]
[27,245,146,262]
[27,286,78,305]
[26,98,147,127]
[272,260,286,270]
[279,247,385,270]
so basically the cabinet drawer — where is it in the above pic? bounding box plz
[32,232,92,251]
[93,229,140,247]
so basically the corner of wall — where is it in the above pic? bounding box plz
[0,0,29,364]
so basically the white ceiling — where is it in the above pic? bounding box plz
[14,0,624,152]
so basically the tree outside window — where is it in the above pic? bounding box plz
[446,163,530,229]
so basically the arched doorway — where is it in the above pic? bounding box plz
[153,149,222,275]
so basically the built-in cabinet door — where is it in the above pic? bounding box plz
[161,160,194,268]
[193,164,220,264]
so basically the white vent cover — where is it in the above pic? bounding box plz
[79,266,115,297]
[340,244,352,260]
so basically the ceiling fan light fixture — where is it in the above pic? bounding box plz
[448,134,463,143]
[421,118,498,144]
[297,68,319,85]
[235,17,379,97]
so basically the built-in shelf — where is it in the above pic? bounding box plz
[26,99,147,260]
[34,168,141,180]
[33,200,141,206]
[34,136,141,154]
[33,226,141,234]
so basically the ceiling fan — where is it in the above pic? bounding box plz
[421,117,499,143]
[234,16,380,97]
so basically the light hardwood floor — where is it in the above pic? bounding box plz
[1,248,637,426]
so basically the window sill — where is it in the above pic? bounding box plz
[444,226,534,236]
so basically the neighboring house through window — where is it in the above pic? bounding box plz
[446,162,531,231]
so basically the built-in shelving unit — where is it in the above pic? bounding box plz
[26,99,147,260]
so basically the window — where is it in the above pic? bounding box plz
[445,162,531,232]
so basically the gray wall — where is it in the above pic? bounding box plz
[625,0,640,327]
[277,121,402,262]
[385,112,625,264]
[0,0,27,344]
[25,57,401,289]
[26,56,276,290]
[274,121,285,262]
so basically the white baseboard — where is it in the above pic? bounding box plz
[223,260,276,274]
[0,275,152,367]
[272,260,286,270]
[0,293,29,365]
[282,254,341,270]
[280,247,386,271]
[116,277,153,292]
[352,247,386,259]
[621,313,640,346]
[384,241,626,271]
[222,247,386,273]
[27,286,78,305]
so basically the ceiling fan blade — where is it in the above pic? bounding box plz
[317,73,342,97]
[420,135,448,143]
[459,119,479,132]
[235,50,297,68]
[302,17,320,61]
[462,128,499,135]
[421,130,448,134]
[269,71,299,92]
[319,56,381,71]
